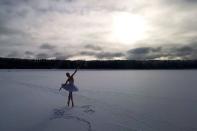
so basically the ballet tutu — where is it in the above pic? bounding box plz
[61,83,79,92]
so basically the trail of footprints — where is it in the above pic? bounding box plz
[51,105,95,131]
[81,105,95,114]
[7,79,94,131]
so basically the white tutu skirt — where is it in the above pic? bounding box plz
[61,83,79,92]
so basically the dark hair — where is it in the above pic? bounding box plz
[66,72,70,77]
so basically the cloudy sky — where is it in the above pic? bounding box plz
[0,0,197,60]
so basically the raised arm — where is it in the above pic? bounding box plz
[71,68,78,77]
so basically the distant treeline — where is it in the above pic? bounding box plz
[0,57,197,69]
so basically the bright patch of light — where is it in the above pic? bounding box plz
[111,12,147,45]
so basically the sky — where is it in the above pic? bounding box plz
[0,0,197,60]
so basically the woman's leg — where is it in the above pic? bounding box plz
[70,92,74,107]
[67,92,71,106]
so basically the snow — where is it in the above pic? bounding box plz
[0,69,197,131]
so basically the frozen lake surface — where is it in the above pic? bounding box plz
[0,69,197,131]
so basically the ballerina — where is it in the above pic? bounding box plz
[59,68,79,107]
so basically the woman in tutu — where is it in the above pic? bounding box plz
[59,68,79,107]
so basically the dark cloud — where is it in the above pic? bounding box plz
[159,0,197,13]
[127,43,197,60]
[164,0,197,6]
[36,53,49,59]
[79,51,95,56]
[6,51,20,58]
[35,52,71,60]
[128,47,161,55]
[0,18,25,36]
[53,52,71,60]
[96,52,124,59]
[40,43,56,50]
[0,25,17,35]
[0,0,23,6]
[0,6,27,38]
[25,51,34,55]
[24,51,34,59]
[0,0,76,15]
[176,46,193,56]
[127,47,161,60]
[172,44,197,59]
[79,51,124,59]
[84,44,102,51]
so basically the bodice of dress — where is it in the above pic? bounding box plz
[68,76,74,85]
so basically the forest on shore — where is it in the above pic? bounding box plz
[0,57,197,69]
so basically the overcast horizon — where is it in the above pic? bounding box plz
[0,0,197,60]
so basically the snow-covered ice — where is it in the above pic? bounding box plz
[0,69,197,131]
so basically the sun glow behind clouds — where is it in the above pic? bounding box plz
[111,12,147,45]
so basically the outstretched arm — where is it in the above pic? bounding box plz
[71,67,78,77]
[59,79,69,91]
[64,79,69,85]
